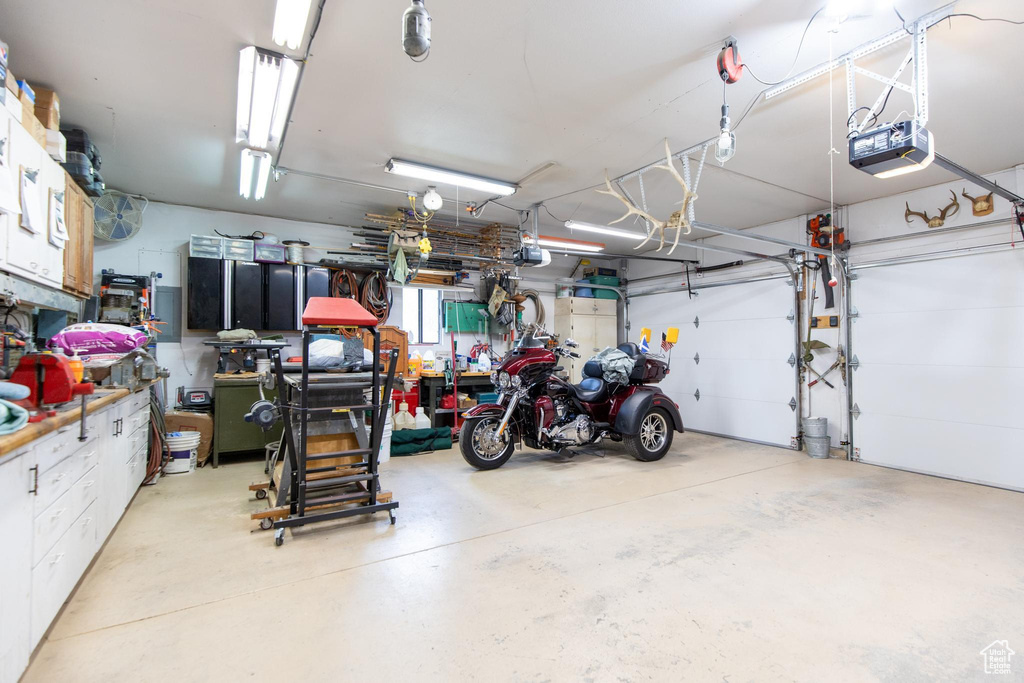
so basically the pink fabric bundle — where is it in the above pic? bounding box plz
[47,323,148,356]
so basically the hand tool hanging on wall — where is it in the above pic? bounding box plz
[806,214,845,309]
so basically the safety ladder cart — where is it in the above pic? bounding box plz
[260,297,399,546]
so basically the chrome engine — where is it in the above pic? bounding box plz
[543,413,595,446]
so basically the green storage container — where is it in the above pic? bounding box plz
[593,289,620,300]
[587,275,620,286]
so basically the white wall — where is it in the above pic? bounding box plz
[626,164,1023,450]
[93,202,567,395]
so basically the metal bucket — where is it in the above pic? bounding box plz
[804,434,831,459]
[802,416,828,438]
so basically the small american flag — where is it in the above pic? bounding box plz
[661,332,675,352]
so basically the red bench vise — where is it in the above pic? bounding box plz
[9,353,95,422]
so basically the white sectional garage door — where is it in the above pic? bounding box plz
[629,278,798,448]
[851,249,1024,491]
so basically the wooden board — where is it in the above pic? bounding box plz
[361,325,409,379]
[251,490,393,520]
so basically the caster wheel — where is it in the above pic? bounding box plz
[274,529,285,546]
[389,511,397,525]
[259,518,273,530]
[255,489,267,500]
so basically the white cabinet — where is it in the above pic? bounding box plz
[0,452,35,683]
[553,297,619,382]
[0,112,10,270]
[0,388,151,683]
[0,106,65,288]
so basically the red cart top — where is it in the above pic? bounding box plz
[301,297,379,327]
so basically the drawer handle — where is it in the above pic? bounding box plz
[51,508,67,521]
[83,480,95,489]
[81,517,93,527]
[49,553,65,566]
[29,465,38,495]
[52,472,67,483]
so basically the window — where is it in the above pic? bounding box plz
[402,288,441,345]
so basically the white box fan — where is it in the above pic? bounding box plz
[94,191,148,241]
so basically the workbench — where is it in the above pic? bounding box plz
[417,370,495,428]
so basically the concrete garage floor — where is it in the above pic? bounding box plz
[23,433,1024,682]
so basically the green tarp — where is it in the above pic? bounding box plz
[390,427,453,456]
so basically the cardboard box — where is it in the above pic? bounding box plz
[45,129,66,162]
[163,410,215,467]
[33,86,59,129]
[17,85,32,111]
[21,111,46,149]
[4,69,15,95]
[36,105,58,130]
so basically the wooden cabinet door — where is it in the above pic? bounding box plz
[62,177,82,293]
[79,195,94,296]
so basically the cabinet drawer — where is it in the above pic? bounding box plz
[130,390,151,413]
[125,427,149,463]
[30,502,97,648]
[125,454,144,505]
[33,450,77,517]
[124,406,150,439]
[71,466,99,521]
[33,488,75,567]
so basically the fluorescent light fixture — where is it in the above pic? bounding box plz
[524,234,605,253]
[237,46,299,149]
[240,148,256,199]
[255,153,273,201]
[385,158,518,196]
[564,220,645,241]
[273,0,313,50]
[241,148,273,200]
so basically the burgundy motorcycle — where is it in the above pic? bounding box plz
[459,325,684,470]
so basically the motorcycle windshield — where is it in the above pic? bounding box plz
[514,325,551,350]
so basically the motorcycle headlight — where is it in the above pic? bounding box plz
[498,371,511,389]
[489,371,499,386]
[511,374,522,389]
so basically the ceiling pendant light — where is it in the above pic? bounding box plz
[564,220,646,241]
[237,47,299,149]
[273,0,313,50]
[715,102,736,164]
[422,186,443,211]
[385,158,517,196]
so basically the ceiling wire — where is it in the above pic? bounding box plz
[741,6,826,86]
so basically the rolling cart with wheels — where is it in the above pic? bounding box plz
[250,297,400,545]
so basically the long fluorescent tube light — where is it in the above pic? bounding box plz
[241,149,273,200]
[240,148,256,199]
[385,158,518,196]
[524,234,605,253]
[564,219,646,241]
[237,47,299,149]
[273,0,313,50]
[255,153,273,200]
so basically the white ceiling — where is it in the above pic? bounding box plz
[1,0,1021,253]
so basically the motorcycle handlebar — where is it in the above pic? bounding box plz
[568,351,580,358]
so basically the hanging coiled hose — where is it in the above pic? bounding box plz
[361,271,392,325]
[517,289,545,328]
[329,269,359,299]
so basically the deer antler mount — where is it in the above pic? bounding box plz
[596,139,697,255]
[905,190,960,228]
[962,188,994,217]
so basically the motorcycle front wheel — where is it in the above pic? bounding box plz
[459,415,515,470]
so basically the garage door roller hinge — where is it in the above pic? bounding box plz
[789,397,797,411]
[787,353,796,367]
[693,352,700,365]
[787,309,795,323]
[849,355,860,370]
[851,403,861,419]
[693,316,700,329]
[694,388,700,401]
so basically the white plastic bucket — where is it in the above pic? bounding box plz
[165,432,201,474]
[256,358,271,374]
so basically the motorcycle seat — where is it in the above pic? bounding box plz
[574,360,608,402]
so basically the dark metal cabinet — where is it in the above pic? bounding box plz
[263,263,295,330]
[231,261,264,330]
[186,257,223,330]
